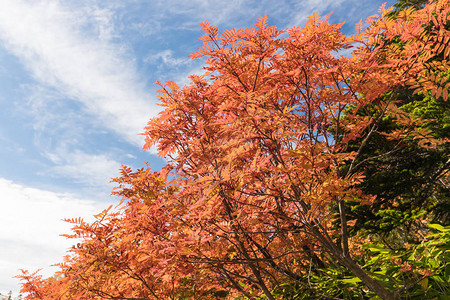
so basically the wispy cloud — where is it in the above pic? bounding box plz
[144,49,191,67]
[0,0,158,147]
[14,84,125,193]
[43,148,122,189]
[0,178,101,294]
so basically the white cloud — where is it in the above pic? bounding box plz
[130,19,163,38]
[0,0,159,147]
[0,178,103,294]
[44,148,122,188]
[144,49,191,67]
[125,153,137,159]
[143,49,205,89]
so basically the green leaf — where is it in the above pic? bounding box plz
[368,246,390,254]
[428,224,447,232]
[342,277,362,284]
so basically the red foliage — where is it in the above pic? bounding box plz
[17,1,449,299]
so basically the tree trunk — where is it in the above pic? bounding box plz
[309,223,396,300]
[340,255,396,300]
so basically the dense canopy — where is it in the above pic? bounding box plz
[18,1,449,299]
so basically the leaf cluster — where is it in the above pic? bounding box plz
[16,1,450,299]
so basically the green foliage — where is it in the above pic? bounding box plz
[342,61,450,235]
[339,92,449,238]
[402,95,450,142]
[270,267,369,300]
[362,223,450,299]
[268,224,449,300]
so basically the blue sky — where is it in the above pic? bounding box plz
[0,0,395,295]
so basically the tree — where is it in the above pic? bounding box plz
[17,1,449,299]
[347,0,450,236]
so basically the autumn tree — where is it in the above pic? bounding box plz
[18,1,449,299]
